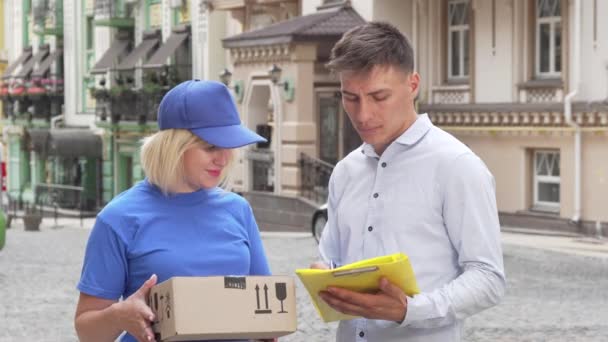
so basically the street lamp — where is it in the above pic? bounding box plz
[268,64,294,101]
[219,68,232,87]
[268,64,282,85]
[219,68,243,102]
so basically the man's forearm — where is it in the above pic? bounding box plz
[398,263,505,329]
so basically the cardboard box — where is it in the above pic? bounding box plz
[150,276,297,341]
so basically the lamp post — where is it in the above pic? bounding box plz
[219,68,243,102]
[219,68,232,87]
[268,64,294,101]
[268,64,282,85]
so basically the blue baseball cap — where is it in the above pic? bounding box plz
[157,80,267,148]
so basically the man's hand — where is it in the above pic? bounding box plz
[111,274,158,342]
[309,262,329,269]
[318,277,408,323]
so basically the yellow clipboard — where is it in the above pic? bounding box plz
[295,253,420,322]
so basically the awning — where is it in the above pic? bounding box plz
[49,130,102,158]
[90,34,131,74]
[1,47,33,79]
[143,26,190,69]
[15,45,50,79]
[32,48,63,78]
[116,30,161,71]
[27,128,51,154]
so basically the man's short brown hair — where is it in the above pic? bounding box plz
[326,21,414,74]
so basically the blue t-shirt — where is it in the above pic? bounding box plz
[78,180,271,342]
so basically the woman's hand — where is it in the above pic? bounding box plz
[112,274,158,342]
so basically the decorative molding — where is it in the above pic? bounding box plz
[517,79,564,103]
[519,87,564,103]
[228,44,292,64]
[208,0,246,11]
[427,110,608,128]
[431,84,471,104]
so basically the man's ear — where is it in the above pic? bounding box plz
[409,72,421,96]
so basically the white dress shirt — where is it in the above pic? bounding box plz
[319,114,506,342]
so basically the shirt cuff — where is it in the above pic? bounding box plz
[399,294,429,327]
[374,295,420,330]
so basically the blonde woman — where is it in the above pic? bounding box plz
[75,80,274,342]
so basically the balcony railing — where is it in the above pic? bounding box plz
[33,0,64,35]
[299,153,335,204]
[93,85,168,124]
[5,183,89,229]
[35,183,85,209]
[35,183,88,226]
[133,85,168,124]
[93,65,190,124]
[94,0,134,28]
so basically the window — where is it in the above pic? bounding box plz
[82,11,96,112]
[317,92,361,165]
[535,0,561,78]
[147,0,162,29]
[86,16,94,50]
[534,150,560,210]
[447,0,470,80]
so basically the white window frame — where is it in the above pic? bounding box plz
[447,0,470,81]
[535,0,562,78]
[533,150,560,210]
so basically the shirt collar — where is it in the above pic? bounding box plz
[361,113,432,157]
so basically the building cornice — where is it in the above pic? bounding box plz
[208,0,247,11]
[421,102,608,127]
[228,43,292,64]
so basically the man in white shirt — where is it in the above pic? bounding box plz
[313,22,506,342]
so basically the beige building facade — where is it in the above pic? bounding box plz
[416,0,608,235]
[215,0,608,235]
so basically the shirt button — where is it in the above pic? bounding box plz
[368,226,373,232]
[381,162,387,168]
[373,193,379,198]
[359,331,365,337]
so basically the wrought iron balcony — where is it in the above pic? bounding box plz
[108,86,137,123]
[134,85,168,124]
[94,0,134,28]
[32,0,64,36]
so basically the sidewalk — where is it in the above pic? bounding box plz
[9,216,608,259]
[502,226,608,259]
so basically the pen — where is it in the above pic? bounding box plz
[329,260,337,269]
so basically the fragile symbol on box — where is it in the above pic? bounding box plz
[275,282,288,313]
[254,282,289,315]
[150,276,297,341]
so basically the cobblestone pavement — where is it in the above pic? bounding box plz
[0,220,607,341]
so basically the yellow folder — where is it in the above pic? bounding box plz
[295,253,420,322]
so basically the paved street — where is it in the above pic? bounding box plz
[1,218,607,341]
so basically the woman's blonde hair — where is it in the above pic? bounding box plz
[140,129,233,194]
